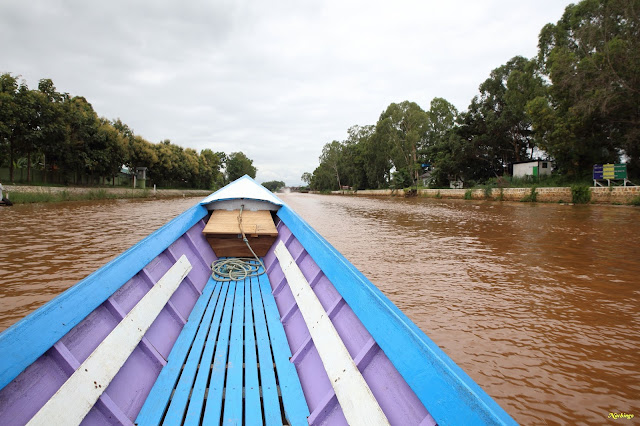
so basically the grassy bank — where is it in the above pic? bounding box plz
[7,189,150,204]
[2,186,212,205]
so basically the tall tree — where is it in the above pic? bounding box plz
[462,56,544,180]
[530,0,640,176]
[319,141,344,189]
[226,151,257,181]
[376,101,428,186]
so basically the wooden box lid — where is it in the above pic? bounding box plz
[203,210,278,237]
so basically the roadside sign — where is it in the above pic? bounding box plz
[593,164,627,180]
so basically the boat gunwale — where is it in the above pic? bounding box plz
[0,203,209,390]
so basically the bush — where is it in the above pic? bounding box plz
[520,186,538,202]
[464,189,473,200]
[629,195,640,206]
[571,185,591,204]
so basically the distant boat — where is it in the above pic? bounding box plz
[0,176,517,425]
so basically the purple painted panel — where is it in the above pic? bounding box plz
[167,271,199,319]
[314,402,348,426]
[308,274,341,313]
[143,253,172,282]
[144,308,183,360]
[362,350,433,425]
[167,236,210,293]
[297,252,322,286]
[111,275,151,314]
[308,393,347,426]
[330,302,372,359]
[0,351,69,426]
[291,344,333,413]
[60,305,120,363]
[272,274,295,319]
[98,346,163,421]
[186,220,217,267]
[281,308,309,356]
[81,403,124,426]
[285,237,306,262]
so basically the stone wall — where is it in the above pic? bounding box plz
[325,186,640,204]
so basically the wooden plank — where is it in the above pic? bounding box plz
[183,282,230,425]
[259,270,310,426]
[276,206,518,426]
[251,278,282,426]
[244,278,262,425]
[201,282,236,423]
[136,277,217,425]
[223,280,245,424]
[162,280,225,424]
[203,210,278,236]
[0,204,208,391]
[27,256,193,426]
[274,242,390,426]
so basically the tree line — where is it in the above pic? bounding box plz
[0,75,257,188]
[304,0,639,191]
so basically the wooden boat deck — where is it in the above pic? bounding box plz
[136,264,309,425]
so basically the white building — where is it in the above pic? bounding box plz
[512,160,553,178]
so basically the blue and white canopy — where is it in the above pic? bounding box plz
[200,175,284,211]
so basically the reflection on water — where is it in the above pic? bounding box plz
[0,197,202,331]
[280,194,640,425]
[1,194,638,424]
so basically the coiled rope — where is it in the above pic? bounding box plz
[211,205,266,282]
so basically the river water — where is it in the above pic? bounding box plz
[1,194,638,424]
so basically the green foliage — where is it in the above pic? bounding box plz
[226,151,257,181]
[532,0,640,177]
[300,172,312,185]
[305,1,639,191]
[520,187,538,202]
[0,73,229,190]
[262,180,285,192]
[391,169,412,189]
[464,189,473,200]
[435,190,441,199]
[629,195,640,206]
[571,185,592,204]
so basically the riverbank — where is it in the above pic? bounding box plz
[319,186,640,205]
[0,185,212,204]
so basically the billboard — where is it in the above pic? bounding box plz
[593,164,627,180]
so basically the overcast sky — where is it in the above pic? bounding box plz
[1,0,571,185]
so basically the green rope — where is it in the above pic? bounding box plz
[211,204,267,282]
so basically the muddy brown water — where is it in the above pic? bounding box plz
[1,194,638,424]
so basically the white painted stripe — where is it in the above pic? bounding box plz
[274,242,389,426]
[27,255,193,426]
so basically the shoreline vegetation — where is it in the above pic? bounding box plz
[314,186,640,206]
[301,0,639,195]
[1,185,211,205]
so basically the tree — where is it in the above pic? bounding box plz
[262,180,285,192]
[0,74,37,182]
[376,101,428,186]
[301,172,312,185]
[531,0,640,176]
[458,56,545,181]
[33,79,67,183]
[226,151,257,181]
[199,149,225,189]
[319,141,344,189]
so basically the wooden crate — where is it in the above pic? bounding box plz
[202,210,278,257]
